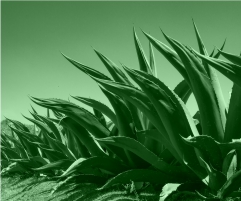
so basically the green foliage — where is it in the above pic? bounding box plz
[1,21,241,201]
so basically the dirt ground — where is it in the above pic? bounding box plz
[1,174,159,201]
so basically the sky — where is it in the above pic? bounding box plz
[1,1,241,124]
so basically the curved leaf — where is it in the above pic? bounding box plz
[143,31,190,83]
[173,80,192,103]
[35,114,63,142]
[59,116,106,157]
[123,67,203,169]
[194,51,241,88]
[61,53,111,80]
[222,150,237,179]
[163,32,225,141]
[93,108,107,128]
[94,49,133,85]
[31,97,110,138]
[134,28,151,74]
[149,42,157,77]
[193,21,227,130]
[33,159,73,172]
[5,118,30,132]
[100,88,135,139]
[199,157,226,191]
[218,50,241,65]
[91,77,179,160]
[95,136,191,177]
[224,84,241,142]
[72,96,117,125]
[182,135,222,171]
[218,169,241,199]
[60,156,128,178]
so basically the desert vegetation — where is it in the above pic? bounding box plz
[1,21,241,201]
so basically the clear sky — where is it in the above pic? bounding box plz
[1,1,241,124]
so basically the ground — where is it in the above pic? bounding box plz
[1,174,159,201]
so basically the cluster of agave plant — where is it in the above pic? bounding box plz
[1,21,241,200]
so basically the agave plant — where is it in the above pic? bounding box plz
[1,21,241,200]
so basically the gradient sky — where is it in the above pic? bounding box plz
[2,1,241,124]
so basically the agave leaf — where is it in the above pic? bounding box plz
[30,105,38,114]
[33,159,73,172]
[63,52,142,131]
[95,136,192,177]
[219,139,241,151]
[218,50,241,65]
[59,116,106,157]
[163,32,225,141]
[31,97,110,138]
[173,80,192,103]
[94,49,133,85]
[29,156,49,165]
[5,118,30,132]
[72,96,117,125]
[1,151,9,161]
[134,28,152,74]
[159,183,181,201]
[37,145,68,162]
[4,134,28,159]
[1,147,21,159]
[194,51,241,88]
[143,31,190,83]
[1,135,12,148]
[61,53,111,81]
[10,126,43,144]
[222,150,237,179]
[47,109,50,117]
[93,108,107,128]
[41,131,76,160]
[10,158,46,169]
[94,103,148,168]
[123,67,203,169]
[109,124,118,136]
[91,77,179,160]
[193,21,227,130]
[123,66,199,138]
[224,84,241,142]
[209,48,215,57]
[60,156,128,178]
[29,107,42,121]
[100,169,189,190]
[1,162,28,175]
[199,157,226,191]
[35,114,63,142]
[52,110,64,119]
[68,128,91,158]
[1,159,9,169]
[10,127,41,157]
[136,129,166,158]
[100,88,136,139]
[213,39,226,59]
[218,169,241,199]
[23,115,56,139]
[182,135,223,171]
[149,42,157,77]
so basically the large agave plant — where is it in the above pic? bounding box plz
[1,21,241,200]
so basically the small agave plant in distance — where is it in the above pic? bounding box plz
[1,21,241,201]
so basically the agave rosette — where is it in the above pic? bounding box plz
[2,21,241,200]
